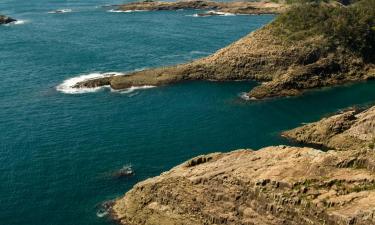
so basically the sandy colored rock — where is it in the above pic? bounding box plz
[283,106,375,151]
[111,147,375,225]
[109,105,375,225]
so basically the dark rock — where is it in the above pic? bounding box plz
[0,15,16,25]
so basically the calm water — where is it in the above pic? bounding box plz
[1,1,375,225]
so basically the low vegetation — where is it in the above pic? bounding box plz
[272,0,375,60]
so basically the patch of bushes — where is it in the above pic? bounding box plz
[272,0,375,60]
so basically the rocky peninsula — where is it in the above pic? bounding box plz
[116,1,284,15]
[110,105,375,225]
[76,0,375,100]
[0,15,16,25]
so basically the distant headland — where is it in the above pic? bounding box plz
[114,0,285,15]
[77,0,375,100]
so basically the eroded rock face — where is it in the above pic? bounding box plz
[283,106,375,151]
[112,147,375,225]
[0,15,16,25]
[110,107,375,225]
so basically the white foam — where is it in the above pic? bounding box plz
[48,9,73,14]
[108,9,148,13]
[96,210,108,218]
[5,20,28,26]
[56,72,123,94]
[112,85,156,94]
[14,20,28,24]
[188,10,236,17]
[212,11,235,16]
[239,92,251,100]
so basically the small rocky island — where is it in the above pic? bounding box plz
[77,0,375,100]
[110,105,375,225]
[115,0,284,15]
[0,15,16,25]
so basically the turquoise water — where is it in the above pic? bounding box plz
[1,1,375,225]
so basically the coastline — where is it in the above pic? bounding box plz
[115,1,285,15]
[74,2,375,100]
[109,106,375,225]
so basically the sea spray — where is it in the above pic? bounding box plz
[107,9,148,13]
[57,71,155,94]
[47,9,73,14]
[56,72,122,94]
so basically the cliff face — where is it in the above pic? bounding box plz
[76,2,375,99]
[0,15,16,25]
[110,106,375,225]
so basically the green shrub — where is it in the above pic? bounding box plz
[272,0,375,60]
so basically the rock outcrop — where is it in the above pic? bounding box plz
[283,106,375,151]
[0,15,16,25]
[109,106,375,225]
[116,1,284,15]
[76,2,375,99]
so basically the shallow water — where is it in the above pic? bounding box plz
[1,1,375,225]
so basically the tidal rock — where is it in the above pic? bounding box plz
[112,165,135,179]
[0,15,16,25]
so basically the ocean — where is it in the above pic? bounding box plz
[1,1,375,225]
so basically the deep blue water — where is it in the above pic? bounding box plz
[1,1,375,225]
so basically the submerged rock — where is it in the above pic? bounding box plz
[110,106,375,225]
[0,15,16,25]
[112,165,135,179]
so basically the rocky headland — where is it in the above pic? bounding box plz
[116,1,284,15]
[109,105,375,225]
[76,0,375,100]
[283,106,375,151]
[0,15,16,25]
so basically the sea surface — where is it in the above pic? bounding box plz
[1,1,375,225]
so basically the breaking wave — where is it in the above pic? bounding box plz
[48,9,73,14]
[188,11,236,17]
[5,20,29,26]
[108,9,148,13]
[57,71,155,95]
[112,85,156,94]
[239,92,251,100]
[56,72,122,94]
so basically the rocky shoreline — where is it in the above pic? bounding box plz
[115,1,284,15]
[0,15,16,25]
[76,2,375,100]
[109,106,375,225]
